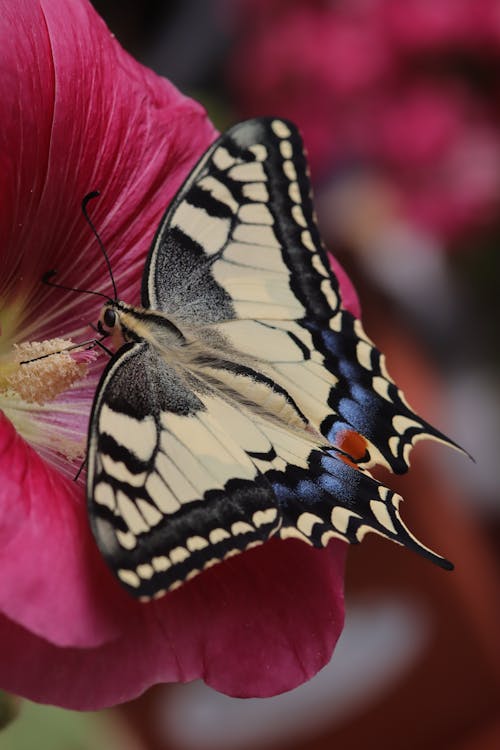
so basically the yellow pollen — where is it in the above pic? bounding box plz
[2,338,89,404]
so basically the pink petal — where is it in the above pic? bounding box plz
[0,413,137,647]
[193,540,346,699]
[1,0,217,340]
[0,407,346,702]
[0,539,345,709]
[329,254,361,318]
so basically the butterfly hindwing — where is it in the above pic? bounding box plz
[299,309,461,473]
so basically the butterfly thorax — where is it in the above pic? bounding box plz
[99,300,185,352]
[98,299,328,445]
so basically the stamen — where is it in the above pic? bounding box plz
[2,338,92,404]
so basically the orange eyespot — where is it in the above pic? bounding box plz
[336,429,368,463]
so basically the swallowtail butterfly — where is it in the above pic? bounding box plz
[87,117,459,600]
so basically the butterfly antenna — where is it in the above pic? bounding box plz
[82,190,118,300]
[42,270,111,301]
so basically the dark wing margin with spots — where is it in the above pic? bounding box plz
[310,310,467,474]
[275,449,453,570]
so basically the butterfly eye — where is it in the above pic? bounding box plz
[103,308,116,328]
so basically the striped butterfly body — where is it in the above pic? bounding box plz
[88,117,458,600]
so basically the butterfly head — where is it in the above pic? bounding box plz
[97,300,143,349]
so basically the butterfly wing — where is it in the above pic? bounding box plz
[86,343,279,598]
[142,117,460,474]
[143,118,337,324]
[87,341,451,599]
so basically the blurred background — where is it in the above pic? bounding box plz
[3,1,499,748]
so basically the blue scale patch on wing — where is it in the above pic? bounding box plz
[274,451,452,571]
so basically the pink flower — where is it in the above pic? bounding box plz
[370,84,500,241]
[227,0,500,245]
[384,0,500,54]
[0,0,348,708]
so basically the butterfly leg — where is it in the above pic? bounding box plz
[18,336,108,365]
[87,323,114,356]
[73,454,88,482]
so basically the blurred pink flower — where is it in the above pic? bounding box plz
[384,0,500,54]
[0,0,348,709]
[227,0,500,245]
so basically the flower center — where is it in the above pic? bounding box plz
[1,339,89,404]
[0,337,97,476]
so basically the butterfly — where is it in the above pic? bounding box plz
[85,117,460,600]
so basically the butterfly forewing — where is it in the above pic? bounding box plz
[88,117,459,598]
[143,118,339,323]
